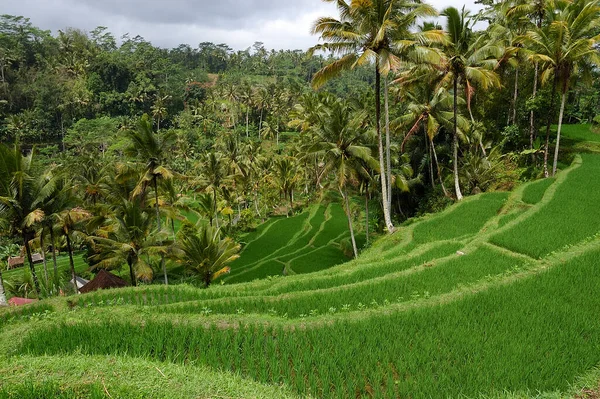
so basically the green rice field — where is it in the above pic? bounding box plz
[2,139,600,398]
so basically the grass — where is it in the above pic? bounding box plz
[3,136,600,399]
[521,178,555,205]
[560,124,600,143]
[491,154,600,258]
[412,192,509,244]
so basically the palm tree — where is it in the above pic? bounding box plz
[310,0,442,232]
[439,6,501,200]
[173,225,240,287]
[273,156,301,217]
[0,144,59,296]
[125,114,175,284]
[54,207,91,293]
[88,199,163,286]
[522,0,600,176]
[198,152,229,229]
[307,97,377,258]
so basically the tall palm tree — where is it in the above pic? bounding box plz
[273,156,301,217]
[88,199,163,286]
[125,114,175,284]
[310,0,441,233]
[173,225,240,287]
[307,97,377,258]
[54,207,91,293]
[198,152,229,229]
[439,6,501,200]
[522,0,600,176]
[0,144,59,296]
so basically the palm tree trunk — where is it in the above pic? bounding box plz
[213,188,219,229]
[530,62,539,162]
[376,64,394,233]
[128,259,137,287]
[512,67,519,125]
[365,191,369,246]
[65,232,77,294]
[552,90,568,177]
[341,188,358,259]
[543,76,558,178]
[246,107,250,138]
[453,77,463,201]
[23,234,41,296]
[50,228,59,292]
[0,268,7,306]
[427,138,435,189]
[259,109,264,133]
[384,76,392,210]
[40,227,49,290]
[430,137,449,198]
[153,177,168,285]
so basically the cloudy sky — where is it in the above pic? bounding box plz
[4,0,483,51]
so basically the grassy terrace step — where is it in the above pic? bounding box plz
[18,243,600,399]
[491,154,600,258]
[0,355,300,399]
[411,192,509,244]
[165,245,529,318]
[521,177,555,205]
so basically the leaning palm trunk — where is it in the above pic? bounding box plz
[23,235,41,296]
[543,76,558,178]
[512,67,519,125]
[453,77,463,201]
[430,138,450,198]
[341,188,358,259]
[65,233,77,293]
[50,228,59,293]
[0,268,7,306]
[40,227,49,290]
[530,62,539,162]
[365,192,369,246]
[154,177,168,285]
[552,90,568,177]
[375,66,394,233]
[384,77,392,210]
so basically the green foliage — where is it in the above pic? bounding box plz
[521,178,555,205]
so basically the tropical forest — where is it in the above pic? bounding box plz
[1,0,600,397]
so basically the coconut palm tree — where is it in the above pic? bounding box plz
[125,114,175,284]
[173,224,240,287]
[54,207,91,293]
[88,198,164,287]
[198,152,229,228]
[521,0,600,176]
[273,156,301,217]
[0,143,60,296]
[310,0,442,232]
[307,97,378,258]
[439,6,501,200]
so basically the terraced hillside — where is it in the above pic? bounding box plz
[224,203,361,283]
[2,154,600,398]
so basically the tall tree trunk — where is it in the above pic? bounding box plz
[365,191,370,246]
[65,232,77,294]
[50,228,59,293]
[552,90,568,177]
[128,259,137,287]
[153,177,168,285]
[376,64,394,233]
[427,137,435,189]
[453,77,463,201]
[384,76,392,211]
[259,109,264,133]
[23,234,41,296]
[341,188,358,259]
[543,76,558,178]
[246,107,250,138]
[0,268,7,306]
[512,67,519,125]
[213,188,219,229]
[530,62,539,162]
[40,227,49,290]
[430,137,449,198]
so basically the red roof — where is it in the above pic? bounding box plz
[8,297,38,306]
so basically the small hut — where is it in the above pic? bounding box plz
[79,270,129,294]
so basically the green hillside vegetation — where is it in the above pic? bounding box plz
[3,153,600,398]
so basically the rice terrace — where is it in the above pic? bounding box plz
[1,0,600,398]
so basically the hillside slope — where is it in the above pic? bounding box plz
[2,154,600,398]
